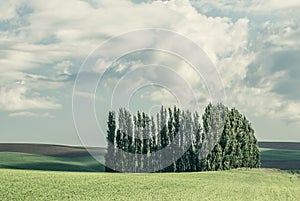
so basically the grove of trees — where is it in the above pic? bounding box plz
[105,103,260,172]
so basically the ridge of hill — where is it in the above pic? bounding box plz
[0,143,105,157]
[258,142,300,150]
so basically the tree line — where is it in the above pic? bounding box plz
[105,103,260,172]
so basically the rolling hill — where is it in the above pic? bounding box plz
[0,142,299,171]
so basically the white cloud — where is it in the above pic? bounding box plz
[189,0,300,123]
[193,0,300,13]
[9,111,55,118]
[218,51,256,86]
[0,0,249,74]
[73,91,94,99]
[54,60,73,75]
[264,24,300,50]
[0,0,24,20]
[115,63,128,73]
[93,59,113,74]
[167,3,250,64]
[0,71,65,90]
[228,85,300,123]
[0,86,61,111]
[150,89,178,105]
[224,66,300,123]
[252,0,300,11]
[0,0,299,124]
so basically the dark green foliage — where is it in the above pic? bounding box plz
[105,104,260,172]
[105,111,116,172]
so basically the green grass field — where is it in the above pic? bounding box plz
[0,168,299,201]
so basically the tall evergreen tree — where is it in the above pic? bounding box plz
[105,104,260,173]
[160,107,169,172]
[192,112,202,171]
[173,107,181,171]
[105,111,116,172]
[220,114,233,170]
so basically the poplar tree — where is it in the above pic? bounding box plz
[105,104,260,173]
[105,111,116,172]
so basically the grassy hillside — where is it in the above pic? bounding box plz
[0,168,299,201]
[0,152,105,172]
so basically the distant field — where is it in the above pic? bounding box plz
[0,143,106,172]
[0,142,299,171]
[259,145,300,170]
[0,168,299,201]
[260,148,300,161]
[0,152,105,172]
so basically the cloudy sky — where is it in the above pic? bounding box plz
[0,0,299,146]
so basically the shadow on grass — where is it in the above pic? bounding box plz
[261,160,300,170]
[0,162,105,172]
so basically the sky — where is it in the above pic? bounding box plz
[0,0,300,146]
